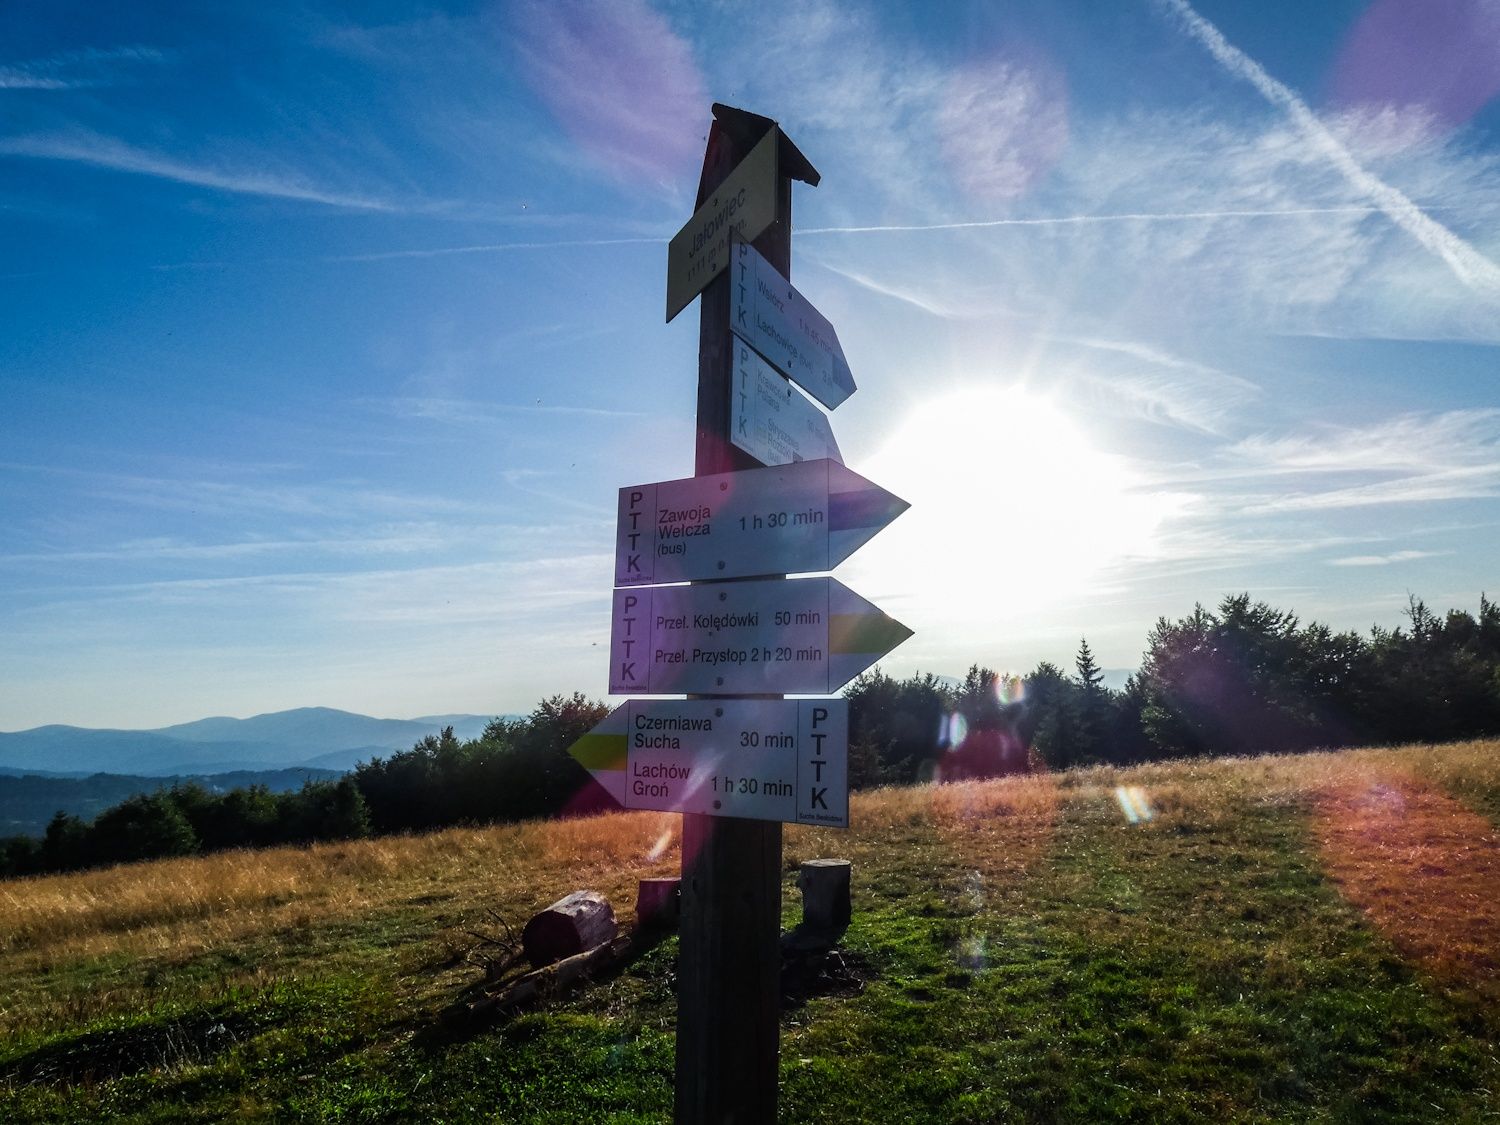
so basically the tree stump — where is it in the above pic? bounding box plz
[521,891,617,967]
[796,859,851,942]
[635,877,681,929]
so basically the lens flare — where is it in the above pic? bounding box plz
[645,824,675,862]
[1114,786,1155,824]
[939,712,969,749]
[964,869,985,910]
[957,934,989,970]
[1330,0,1500,134]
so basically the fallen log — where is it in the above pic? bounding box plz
[521,890,617,967]
[443,935,630,1029]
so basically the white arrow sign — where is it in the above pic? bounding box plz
[731,239,856,410]
[609,576,911,695]
[731,341,840,467]
[615,459,908,585]
[568,699,848,827]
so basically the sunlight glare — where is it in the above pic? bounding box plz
[861,387,1171,616]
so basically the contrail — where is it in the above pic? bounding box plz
[331,207,1402,263]
[800,205,1391,235]
[325,237,663,262]
[165,201,1469,270]
[1156,0,1500,300]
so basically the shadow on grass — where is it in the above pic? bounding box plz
[0,1010,255,1087]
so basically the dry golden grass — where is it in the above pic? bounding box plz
[3,739,1497,1038]
[8,742,1493,972]
[928,773,1061,882]
[1313,766,1500,997]
[0,813,691,966]
[789,775,1060,907]
[0,779,1067,1030]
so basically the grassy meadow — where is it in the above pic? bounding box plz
[2,740,1499,1122]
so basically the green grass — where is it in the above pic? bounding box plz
[3,743,1500,1121]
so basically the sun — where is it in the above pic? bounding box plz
[850,386,1173,634]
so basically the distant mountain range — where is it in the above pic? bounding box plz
[0,708,506,777]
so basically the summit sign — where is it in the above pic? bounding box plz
[666,128,780,323]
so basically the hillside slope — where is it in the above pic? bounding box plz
[1,741,1497,1121]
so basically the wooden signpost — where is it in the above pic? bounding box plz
[573,104,910,1123]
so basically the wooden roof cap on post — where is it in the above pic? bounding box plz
[704,102,820,190]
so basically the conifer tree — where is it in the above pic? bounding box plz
[1071,637,1109,763]
[1075,638,1104,693]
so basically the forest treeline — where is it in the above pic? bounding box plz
[3,593,1497,879]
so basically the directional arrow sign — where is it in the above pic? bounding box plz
[731,239,856,410]
[569,699,848,827]
[616,459,908,585]
[609,577,911,695]
[666,128,780,323]
[731,340,841,467]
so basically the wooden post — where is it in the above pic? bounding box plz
[674,105,815,1125]
[797,859,852,942]
[636,877,682,929]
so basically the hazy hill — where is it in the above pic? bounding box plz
[150,707,495,749]
[0,708,503,777]
[0,767,345,838]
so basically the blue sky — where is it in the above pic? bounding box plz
[3,0,1498,731]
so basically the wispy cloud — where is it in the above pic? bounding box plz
[1101,522,1376,588]
[10,554,611,628]
[1056,335,1260,435]
[0,45,165,90]
[0,531,455,567]
[510,0,707,189]
[0,460,500,521]
[1226,409,1500,476]
[0,130,404,211]
[1157,0,1500,301]
[761,0,1499,343]
[936,48,1069,200]
[1241,466,1500,515]
[730,0,940,211]
[1155,410,1500,516]
[1328,550,1446,567]
[809,257,982,319]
